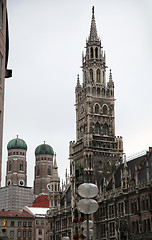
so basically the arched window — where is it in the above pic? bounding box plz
[20,163,23,171]
[95,47,98,58]
[9,163,11,171]
[95,104,100,114]
[37,167,40,176]
[48,167,51,175]
[90,47,93,58]
[103,123,109,135]
[90,69,93,81]
[99,161,103,170]
[55,184,57,191]
[96,69,101,83]
[95,122,100,134]
[103,105,108,115]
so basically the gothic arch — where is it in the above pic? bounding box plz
[90,47,93,58]
[95,47,98,58]
[102,104,108,115]
[90,69,93,81]
[94,103,100,114]
[96,69,101,83]
[103,123,109,136]
[95,122,100,134]
[99,160,103,170]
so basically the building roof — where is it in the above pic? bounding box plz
[35,143,54,156]
[107,148,152,191]
[23,206,49,217]
[0,210,33,218]
[32,195,49,208]
[7,136,27,151]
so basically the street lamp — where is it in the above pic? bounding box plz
[77,183,99,240]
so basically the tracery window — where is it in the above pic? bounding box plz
[95,104,100,114]
[96,69,101,83]
[95,122,100,134]
[90,69,93,81]
[103,123,109,135]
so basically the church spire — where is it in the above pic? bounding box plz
[88,6,99,43]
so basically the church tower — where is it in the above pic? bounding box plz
[34,142,54,196]
[6,136,27,187]
[69,7,123,190]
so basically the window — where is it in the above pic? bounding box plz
[109,222,115,236]
[95,122,100,134]
[48,167,51,175]
[90,47,93,58]
[41,220,44,225]
[17,231,21,237]
[90,69,93,81]
[20,163,23,171]
[38,229,42,237]
[103,105,108,115]
[28,231,32,237]
[9,162,11,171]
[23,221,27,227]
[37,167,40,176]
[20,152,22,155]
[109,205,114,218]
[95,104,99,114]
[18,221,22,227]
[99,161,103,170]
[23,231,26,237]
[10,230,14,237]
[95,47,98,58]
[96,69,101,83]
[103,123,109,136]
[28,221,32,227]
[36,220,39,225]
[10,221,14,227]
[55,200,57,206]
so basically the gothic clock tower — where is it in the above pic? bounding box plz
[69,7,123,194]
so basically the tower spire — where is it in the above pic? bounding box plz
[88,6,99,42]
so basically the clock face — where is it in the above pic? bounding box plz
[80,104,85,115]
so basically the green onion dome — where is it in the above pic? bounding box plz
[35,142,54,156]
[7,136,27,151]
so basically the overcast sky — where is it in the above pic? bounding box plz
[2,0,152,187]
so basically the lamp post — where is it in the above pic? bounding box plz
[77,183,99,240]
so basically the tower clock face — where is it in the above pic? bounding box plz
[19,180,24,186]
[80,104,85,115]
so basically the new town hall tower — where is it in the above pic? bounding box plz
[69,7,123,195]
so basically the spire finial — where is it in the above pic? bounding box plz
[88,6,99,42]
[77,74,80,86]
[92,6,94,16]
[109,69,113,82]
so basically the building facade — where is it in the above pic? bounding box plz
[0,0,12,187]
[0,210,34,240]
